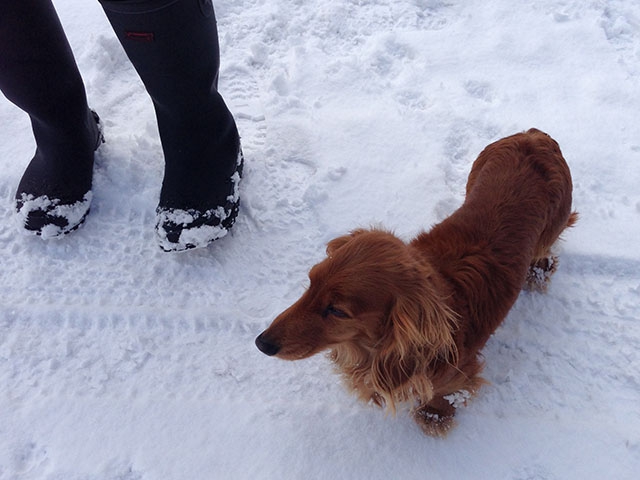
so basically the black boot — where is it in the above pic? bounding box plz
[0,0,103,238]
[100,0,243,252]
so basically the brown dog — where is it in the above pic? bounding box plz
[256,129,577,436]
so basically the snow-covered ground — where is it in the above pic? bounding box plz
[1,0,639,478]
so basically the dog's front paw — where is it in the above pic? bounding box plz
[413,405,456,437]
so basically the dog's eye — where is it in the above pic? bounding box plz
[324,305,349,319]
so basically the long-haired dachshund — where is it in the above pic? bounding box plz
[256,128,577,436]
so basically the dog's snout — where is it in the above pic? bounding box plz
[255,333,281,356]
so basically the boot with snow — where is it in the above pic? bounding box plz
[0,0,103,238]
[100,0,243,252]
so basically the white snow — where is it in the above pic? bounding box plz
[15,192,93,239]
[1,0,639,479]
[444,389,472,410]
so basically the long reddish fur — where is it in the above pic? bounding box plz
[256,128,577,436]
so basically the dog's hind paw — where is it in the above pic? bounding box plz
[524,255,559,292]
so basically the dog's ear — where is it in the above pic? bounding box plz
[326,229,367,257]
[370,284,458,411]
[388,291,457,363]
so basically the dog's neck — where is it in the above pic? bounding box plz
[329,343,383,404]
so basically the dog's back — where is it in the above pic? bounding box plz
[466,128,575,259]
[412,128,575,353]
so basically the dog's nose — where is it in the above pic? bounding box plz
[255,333,281,356]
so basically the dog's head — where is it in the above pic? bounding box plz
[255,229,458,374]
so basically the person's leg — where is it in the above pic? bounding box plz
[100,0,242,252]
[0,0,103,237]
